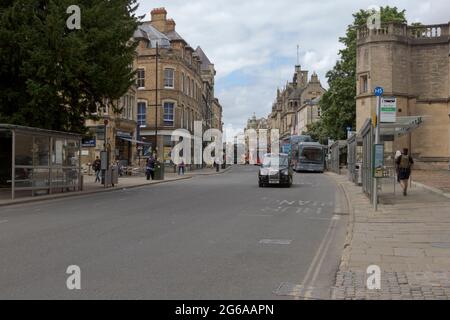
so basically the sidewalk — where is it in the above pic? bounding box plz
[328,172,450,300]
[0,166,232,207]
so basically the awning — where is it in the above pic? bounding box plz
[118,137,152,145]
[380,116,425,138]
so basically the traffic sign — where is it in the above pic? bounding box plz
[374,87,384,97]
[380,97,397,123]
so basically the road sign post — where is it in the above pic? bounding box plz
[373,87,383,211]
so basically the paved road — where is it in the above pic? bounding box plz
[0,166,347,299]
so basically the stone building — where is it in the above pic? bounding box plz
[82,88,138,168]
[356,22,450,169]
[133,8,222,164]
[212,98,223,132]
[268,65,325,139]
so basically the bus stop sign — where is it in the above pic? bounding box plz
[374,87,384,97]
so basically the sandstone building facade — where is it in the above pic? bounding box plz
[134,8,222,163]
[268,65,325,139]
[356,22,450,168]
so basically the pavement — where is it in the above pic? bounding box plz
[0,166,231,207]
[0,165,347,299]
[328,172,450,300]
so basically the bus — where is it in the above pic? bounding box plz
[281,135,313,156]
[292,142,325,173]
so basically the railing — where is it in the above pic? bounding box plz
[357,23,449,40]
[408,24,449,39]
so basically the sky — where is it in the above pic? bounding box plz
[136,0,450,132]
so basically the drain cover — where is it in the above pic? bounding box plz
[259,239,292,245]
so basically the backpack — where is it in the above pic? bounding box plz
[399,155,411,169]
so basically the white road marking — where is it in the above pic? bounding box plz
[260,239,292,245]
[0,220,8,224]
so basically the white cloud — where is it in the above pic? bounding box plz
[137,0,450,129]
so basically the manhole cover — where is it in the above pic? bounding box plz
[259,239,292,245]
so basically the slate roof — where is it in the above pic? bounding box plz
[195,46,213,71]
[134,23,170,48]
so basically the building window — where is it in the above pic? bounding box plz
[137,69,145,88]
[187,77,191,96]
[163,102,175,126]
[181,73,185,93]
[181,107,185,128]
[137,102,147,127]
[191,80,194,97]
[360,75,368,94]
[164,68,175,88]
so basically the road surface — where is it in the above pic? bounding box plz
[0,165,348,299]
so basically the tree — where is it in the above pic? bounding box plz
[0,0,141,133]
[306,6,407,142]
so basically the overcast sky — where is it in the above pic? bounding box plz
[136,0,450,131]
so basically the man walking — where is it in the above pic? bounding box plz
[396,148,414,196]
[93,156,101,183]
[146,155,156,181]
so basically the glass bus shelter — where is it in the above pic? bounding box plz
[0,124,82,201]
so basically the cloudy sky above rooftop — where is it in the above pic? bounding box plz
[137,0,450,131]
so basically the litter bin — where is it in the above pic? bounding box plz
[154,161,165,180]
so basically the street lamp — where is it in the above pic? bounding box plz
[155,42,159,160]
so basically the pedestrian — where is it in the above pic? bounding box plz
[93,156,101,183]
[396,148,414,196]
[146,155,155,180]
[178,159,185,175]
[394,150,402,183]
[215,156,220,172]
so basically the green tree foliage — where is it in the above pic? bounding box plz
[0,0,141,133]
[306,6,406,142]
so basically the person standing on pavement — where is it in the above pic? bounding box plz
[93,156,101,183]
[394,150,402,183]
[178,159,185,175]
[146,155,155,180]
[396,148,414,196]
[214,156,220,172]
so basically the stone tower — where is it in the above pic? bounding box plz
[356,22,450,167]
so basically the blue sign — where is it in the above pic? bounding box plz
[374,87,384,97]
[82,137,96,148]
[282,144,292,154]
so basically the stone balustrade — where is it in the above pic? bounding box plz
[357,23,450,40]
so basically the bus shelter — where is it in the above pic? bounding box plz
[328,140,347,174]
[0,124,82,201]
[347,133,363,185]
[359,116,424,203]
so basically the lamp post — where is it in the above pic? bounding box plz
[155,42,159,160]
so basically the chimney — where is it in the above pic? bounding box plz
[166,19,176,32]
[150,7,167,32]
